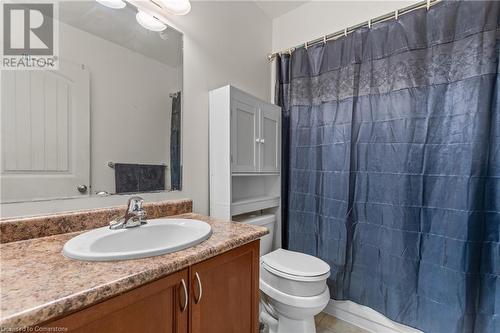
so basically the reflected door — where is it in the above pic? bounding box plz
[1,61,90,202]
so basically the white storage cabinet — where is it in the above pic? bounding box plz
[209,85,282,248]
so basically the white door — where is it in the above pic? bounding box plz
[1,61,90,202]
[231,98,259,173]
[259,104,281,173]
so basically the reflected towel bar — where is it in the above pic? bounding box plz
[108,162,168,169]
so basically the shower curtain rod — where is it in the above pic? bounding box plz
[267,0,441,61]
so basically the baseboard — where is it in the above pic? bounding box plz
[324,299,423,333]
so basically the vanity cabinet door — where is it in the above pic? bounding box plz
[231,98,259,173]
[189,240,260,333]
[41,269,189,333]
[259,103,281,173]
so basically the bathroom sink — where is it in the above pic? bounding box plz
[63,218,212,261]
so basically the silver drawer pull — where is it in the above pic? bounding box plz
[180,279,188,312]
[194,272,203,304]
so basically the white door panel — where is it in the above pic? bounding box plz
[1,61,90,202]
[259,104,280,173]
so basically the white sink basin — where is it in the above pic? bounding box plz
[63,218,212,261]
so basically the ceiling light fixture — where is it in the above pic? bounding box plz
[159,0,191,16]
[136,10,167,32]
[96,0,126,9]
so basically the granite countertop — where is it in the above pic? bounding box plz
[0,213,268,330]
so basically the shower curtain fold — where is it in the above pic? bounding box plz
[170,92,181,191]
[275,1,500,332]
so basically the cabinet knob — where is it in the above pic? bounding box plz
[77,185,88,193]
[194,272,203,304]
[260,139,265,144]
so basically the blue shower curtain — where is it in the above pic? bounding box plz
[275,1,499,332]
[170,92,181,191]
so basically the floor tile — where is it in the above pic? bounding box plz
[260,311,368,333]
[315,312,326,325]
[316,328,336,333]
[316,313,370,333]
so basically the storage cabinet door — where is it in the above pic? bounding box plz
[42,269,189,333]
[231,99,259,173]
[190,241,260,333]
[259,104,281,173]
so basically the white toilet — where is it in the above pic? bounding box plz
[235,214,331,333]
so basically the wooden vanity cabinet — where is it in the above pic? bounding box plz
[189,241,260,333]
[39,241,259,333]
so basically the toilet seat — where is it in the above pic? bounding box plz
[262,262,330,282]
[260,249,330,297]
[261,249,330,281]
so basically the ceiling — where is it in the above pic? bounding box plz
[59,1,183,68]
[58,1,307,66]
[254,1,309,19]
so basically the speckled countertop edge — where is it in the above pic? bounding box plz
[0,213,268,330]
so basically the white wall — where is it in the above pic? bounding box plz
[272,0,413,52]
[155,2,273,215]
[1,1,272,218]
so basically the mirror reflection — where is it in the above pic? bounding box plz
[1,1,183,203]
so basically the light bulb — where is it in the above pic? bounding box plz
[96,0,126,9]
[159,0,191,15]
[136,10,167,32]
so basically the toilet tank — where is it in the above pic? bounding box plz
[233,213,275,255]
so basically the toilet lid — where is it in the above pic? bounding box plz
[261,249,330,279]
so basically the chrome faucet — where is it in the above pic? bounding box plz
[109,197,147,229]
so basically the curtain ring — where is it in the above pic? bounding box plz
[344,28,348,37]
[394,9,398,20]
[304,41,308,50]
[426,0,431,10]
[368,19,372,28]
[323,35,327,45]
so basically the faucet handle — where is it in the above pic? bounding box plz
[110,197,147,229]
[127,196,144,212]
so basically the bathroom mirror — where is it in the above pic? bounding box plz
[0,1,183,203]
